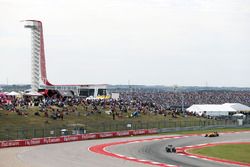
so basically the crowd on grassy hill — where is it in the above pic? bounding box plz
[1,90,250,120]
[0,95,180,120]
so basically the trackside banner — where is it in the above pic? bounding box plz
[116,131,130,136]
[0,129,158,149]
[25,138,44,146]
[0,140,26,147]
[98,132,116,138]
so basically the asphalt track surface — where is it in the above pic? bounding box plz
[1,132,249,167]
[107,132,250,167]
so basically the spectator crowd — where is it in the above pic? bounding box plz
[1,90,250,119]
[119,90,250,109]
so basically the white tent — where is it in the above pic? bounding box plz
[7,91,21,96]
[86,96,97,100]
[186,103,238,116]
[24,91,42,96]
[222,103,250,112]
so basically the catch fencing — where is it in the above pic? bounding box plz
[0,118,245,141]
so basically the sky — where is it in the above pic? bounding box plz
[0,0,250,87]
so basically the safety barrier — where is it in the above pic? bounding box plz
[0,128,158,148]
[1,124,249,149]
[0,119,238,141]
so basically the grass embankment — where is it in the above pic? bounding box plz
[189,144,250,164]
[0,104,243,140]
[161,128,250,135]
[0,104,217,129]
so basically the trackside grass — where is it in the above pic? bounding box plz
[0,106,209,128]
[0,105,224,140]
[189,144,250,163]
[0,105,248,140]
[161,128,250,135]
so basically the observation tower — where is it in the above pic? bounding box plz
[23,20,52,92]
[23,20,108,98]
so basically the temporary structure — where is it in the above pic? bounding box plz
[6,91,21,97]
[222,103,250,112]
[24,91,42,96]
[186,103,250,116]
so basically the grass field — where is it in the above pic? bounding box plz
[0,104,241,140]
[189,144,250,163]
[161,127,250,135]
[0,105,218,129]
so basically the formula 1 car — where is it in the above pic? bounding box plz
[165,145,176,153]
[205,131,219,137]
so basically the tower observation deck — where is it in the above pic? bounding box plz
[23,20,108,98]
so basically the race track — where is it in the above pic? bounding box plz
[107,132,250,167]
[0,132,249,167]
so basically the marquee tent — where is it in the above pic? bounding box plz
[222,103,250,112]
[186,103,250,116]
[6,91,21,97]
[24,91,42,96]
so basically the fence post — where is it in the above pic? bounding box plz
[7,128,10,140]
[109,123,112,131]
[16,129,19,140]
[22,129,25,139]
[33,128,35,138]
[43,128,45,137]
[115,123,118,131]
[54,127,57,136]
[102,123,105,132]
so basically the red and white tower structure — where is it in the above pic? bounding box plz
[24,20,52,92]
[23,20,108,97]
